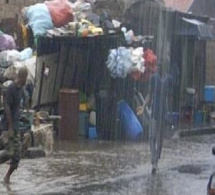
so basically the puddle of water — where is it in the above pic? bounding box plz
[0,136,214,195]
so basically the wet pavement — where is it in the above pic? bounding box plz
[0,134,215,195]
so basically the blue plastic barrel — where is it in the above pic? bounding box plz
[117,100,143,140]
[204,85,215,102]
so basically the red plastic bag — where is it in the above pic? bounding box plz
[45,0,74,27]
[141,49,157,81]
[143,49,157,69]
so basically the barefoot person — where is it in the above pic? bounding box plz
[0,67,28,183]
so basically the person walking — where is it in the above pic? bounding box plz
[142,60,172,174]
[0,67,28,184]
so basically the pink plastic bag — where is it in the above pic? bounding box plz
[45,0,74,27]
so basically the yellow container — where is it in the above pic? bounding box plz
[79,103,88,111]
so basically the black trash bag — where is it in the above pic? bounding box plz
[100,11,114,33]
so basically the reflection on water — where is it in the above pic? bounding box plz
[0,136,214,195]
[146,175,165,195]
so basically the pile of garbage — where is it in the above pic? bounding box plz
[0,33,35,88]
[106,46,157,81]
[0,0,158,90]
[21,0,120,40]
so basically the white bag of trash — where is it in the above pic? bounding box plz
[10,56,36,84]
[3,80,13,88]
[0,50,21,68]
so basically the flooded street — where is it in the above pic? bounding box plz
[0,134,214,195]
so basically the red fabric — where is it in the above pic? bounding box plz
[45,0,74,27]
[144,49,157,71]
[141,49,157,81]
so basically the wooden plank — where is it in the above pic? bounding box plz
[42,53,58,104]
[32,53,58,108]
[32,56,44,108]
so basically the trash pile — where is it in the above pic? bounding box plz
[106,47,145,79]
[0,38,35,88]
[21,0,121,41]
[106,46,157,81]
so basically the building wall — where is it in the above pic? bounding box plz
[189,0,215,85]
[206,41,215,85]
[0,0,46,22]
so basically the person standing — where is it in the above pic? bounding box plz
[142,60,172,174]
[0,67,28,183]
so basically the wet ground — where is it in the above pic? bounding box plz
[0,133,215,195]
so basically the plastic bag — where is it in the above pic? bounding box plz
[19,47,33,61]
[128,47,145,73]
[141,49,157,81]
[143,49,157,70]
[0,51,10,68]
[25,3,54,37]
[45,0,74,27]
[106,47,132,78]
[0,34,16,51]
[0,50,21,68]
[72,1,92,21]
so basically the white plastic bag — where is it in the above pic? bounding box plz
[0,50,21,68]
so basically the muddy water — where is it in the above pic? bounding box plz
[0,135,214,195]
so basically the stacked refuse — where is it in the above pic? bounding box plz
[21,0,119,42]
[0,36,35,87]
[106,47,145,79]
[106,46,157,82]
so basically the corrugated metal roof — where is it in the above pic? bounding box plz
[163,0,194,12]
[176,17,214,40]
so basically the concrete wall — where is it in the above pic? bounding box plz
[0,0,46,22]
[189,0,215,86]
[206,41,215,85]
